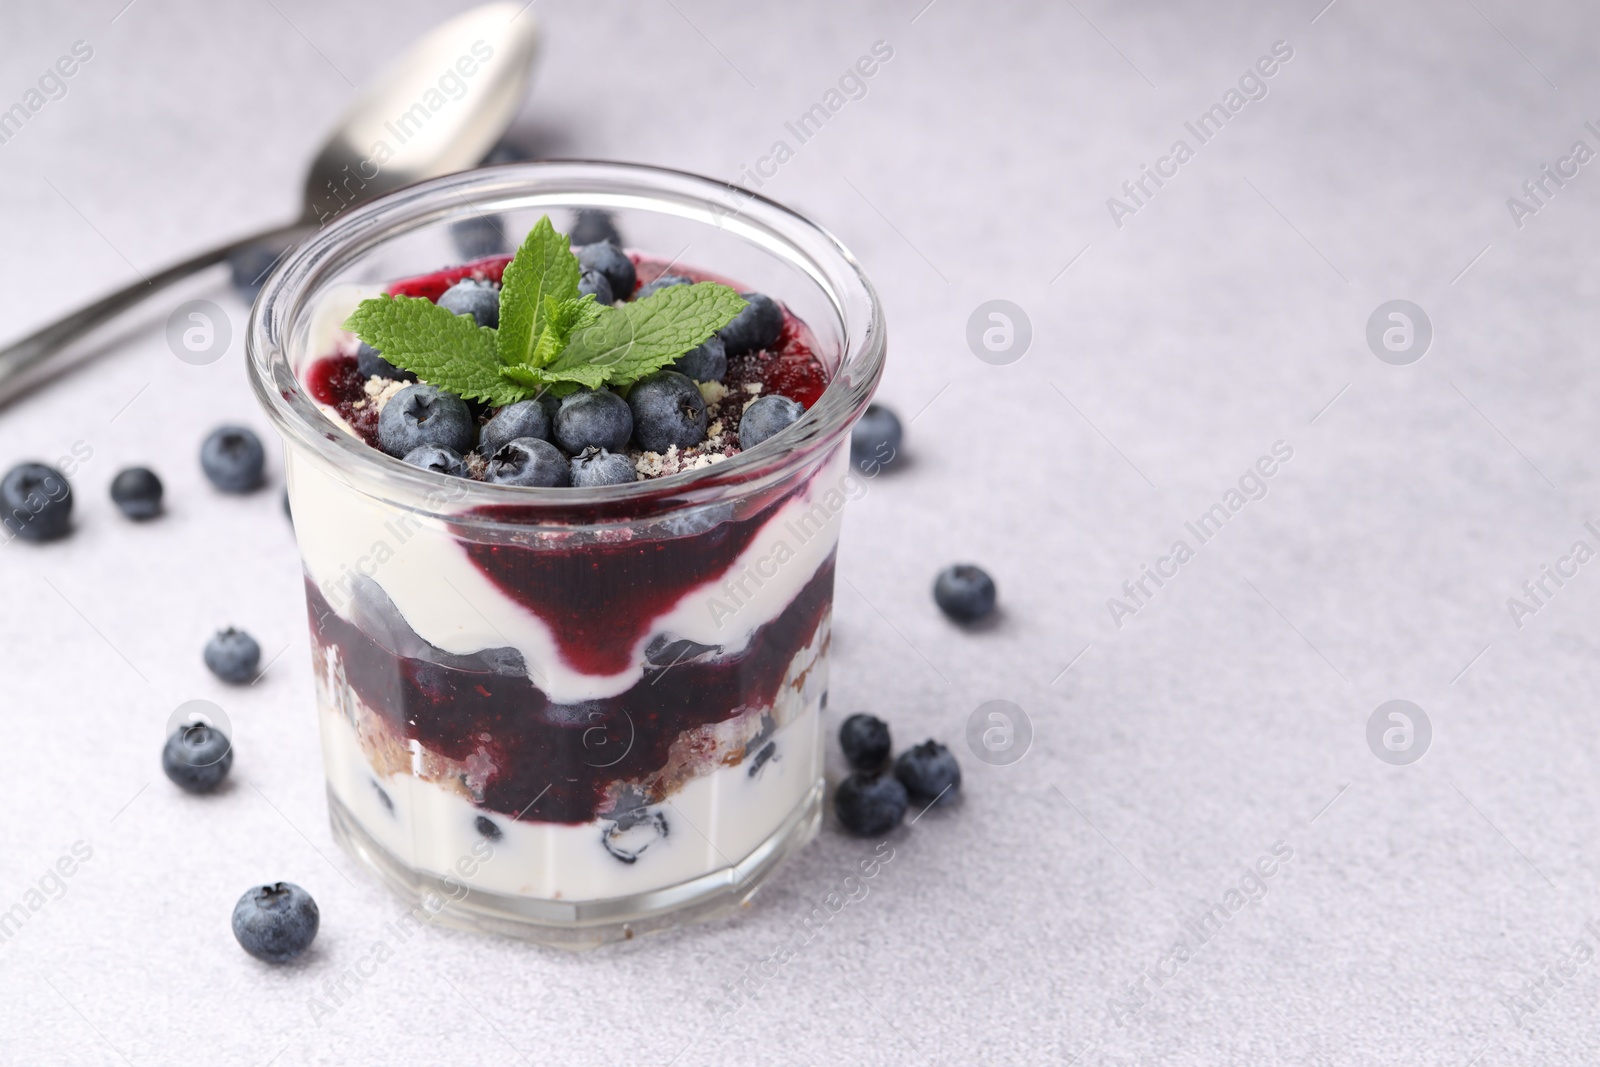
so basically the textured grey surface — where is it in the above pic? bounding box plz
[2,0,1599,1063]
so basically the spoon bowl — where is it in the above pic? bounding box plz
[301,2,539,224]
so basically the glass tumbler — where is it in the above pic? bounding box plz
[247,161,884,947]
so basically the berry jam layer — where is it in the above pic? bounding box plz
[305,553,834,825]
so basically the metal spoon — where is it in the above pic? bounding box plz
[0,1,539,406]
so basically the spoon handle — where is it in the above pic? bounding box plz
[0,220,310,407]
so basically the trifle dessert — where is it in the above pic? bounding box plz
[248,163,884,946]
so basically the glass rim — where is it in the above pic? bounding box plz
[246,160,885,520]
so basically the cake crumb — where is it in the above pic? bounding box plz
[365,376,408,413]
[697,380,729,406]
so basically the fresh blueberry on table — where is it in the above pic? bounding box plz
[232,882,319,964]
[636,274,692,299]
[205,627,261,684]
[357,341,413,383]
[200,426,265,493]
[738,394,804,450]
[555,389,633,454]
[851,403,902,474]
[226,241,285,303]
[575,241,636,299]
[571,447,637,487]
[481,138,531,166]
[479,397,552,455]
[834,773,908,837]
[839,713,892,772]
[0,462,73,542]
[109,466,163,520]
[894,740,962,805]
[628,371,708,452]
[674,335,726,382]
[162,722,233,793]
[570,208,623,248]
[718,291,783,355]
[933,564,997,623]
[578,268,614,305]
[436,278,500,329]
[485,438,571,487]
[377,384,476,458]
[402,445,468,478]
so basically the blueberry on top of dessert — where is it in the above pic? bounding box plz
[307,215,830,486]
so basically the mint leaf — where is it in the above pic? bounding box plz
[342,295,521,405]
[546,283,747,387]
[498,216,581,371]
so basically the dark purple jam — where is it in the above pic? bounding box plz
[307,553,834,825]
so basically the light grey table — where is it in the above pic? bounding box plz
[3,1,1598,1063]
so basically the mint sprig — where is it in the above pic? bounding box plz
[342,296,520,405]
[341,215,748,404]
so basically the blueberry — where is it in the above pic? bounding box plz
[602,808,669,864]
[933,564,997,623]
[227,240,287,303]
[437,279,500,329]
[200,426,265,493]
[356,341,413,382]
[673,335,727,382]
[627,371,707,452]
[577,268,615,306]
[475,815,503,841]
[1,462,72,542]
[485,438,571,487]
[738,394,804,450]
[205,627,261,684]
[839,713,891,772]
[482,139,531,165]
[162,722,233,793]
[571,447,637,487]
[450,213,510,259]
[636,274,692,300]
[570,208,623,248]
[402,445,468,478]
[718,292,783,355]
[834,773,907,837]
[480,397,553,455]
[232,882,319,964]
[377,384,476,458]
[110,467,163,520]
[555,389,633,454]
[851,404,902,474]
[894,740,962,805]
[575,242,636,299]
[748,740,777,777]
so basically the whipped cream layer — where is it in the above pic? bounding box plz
[289,446,846,703]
